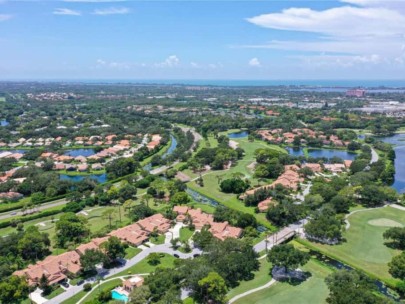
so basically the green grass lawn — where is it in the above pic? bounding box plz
[44,287,65,299]
[78,278,122,304]
[125,246,142,259]
[188,202,216,214]
[227,256,272,299]
[0,205,133,254]
[179,227,194,242]
[185,136,286,230]
[112,253,176,278]
[299,205,405,286]
[233,259,333,304]
[149,234,166,245]
[61,289,88,304]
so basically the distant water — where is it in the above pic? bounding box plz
[60,173,107,183]
[30,79,405,88]
[286,147,357,161]
[64,149,96,157]
[228,131,248,139]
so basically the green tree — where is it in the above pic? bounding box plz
[170,191,191,205]
[147,253,161,265]
[129,285,151,304]
[325,269,387,304]
[80,249,106,273]
[267,244,309,273]
[389,252,405,280]
[197,272,228,304]
[17,225,50,260]
[383,227,405,249]
[102,236,126,263]
[0,275,29,304]
[55,212,89,247]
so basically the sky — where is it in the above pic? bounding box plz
[0,0,405,80]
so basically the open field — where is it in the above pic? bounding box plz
[186,137,285,229]
[233,259,332,304]
[299,205,405,286]
[0,206,132,254]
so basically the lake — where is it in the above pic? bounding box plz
[286,147,357,161]
[60,173,107,183]
[379,133,405,193]
[228,131,248,139]
[64,149,96,157]
[0,120,9,127]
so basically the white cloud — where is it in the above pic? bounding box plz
[245,0,405,68]
[247,6,405,38]
[0,14,11,21]
[96,59,130,69]
[92,7,129,15]
[155,55,180,68]
[53,8,81,16]
[248,57,261,67]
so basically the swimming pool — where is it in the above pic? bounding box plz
[111,290,128,302]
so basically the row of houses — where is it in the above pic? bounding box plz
[0,134,135,148]
[257,128,349,147]
[173,206,243,240]
[13,214,171,287]
[243,161,354,212]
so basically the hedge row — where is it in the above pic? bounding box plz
[0,209,62,229]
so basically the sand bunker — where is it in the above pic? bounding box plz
[368,218,403,227]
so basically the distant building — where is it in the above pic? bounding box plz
[346,89,366,98]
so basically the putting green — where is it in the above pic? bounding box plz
[302,206,405,285]
[368,218,403,228]
[234,259,332,304]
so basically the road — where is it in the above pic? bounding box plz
[46,242,202,304]
[0,198,67,221]
[370,147,379,164]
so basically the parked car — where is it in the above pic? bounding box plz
[173,254,180,258]
[61,281,69,288]
[77,280,84,285]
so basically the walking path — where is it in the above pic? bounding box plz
[46,243,202,304]
[344,205,387,230]
[228,279,276,303]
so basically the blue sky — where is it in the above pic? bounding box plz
[1,0,405,80]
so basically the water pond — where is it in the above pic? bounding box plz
[286,147,357,161]
[64,149,96,157]
[59,173,107,183]
[228,131,248,139]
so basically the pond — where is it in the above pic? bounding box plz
[59,173,107,183]
[379,133,405,193]
[64,149,96,157]
[286,147,357,161]
[0,120,9,127]
[186,188,219,207]
[228,131,248,139]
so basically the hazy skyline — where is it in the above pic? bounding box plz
[1,0,405,80]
